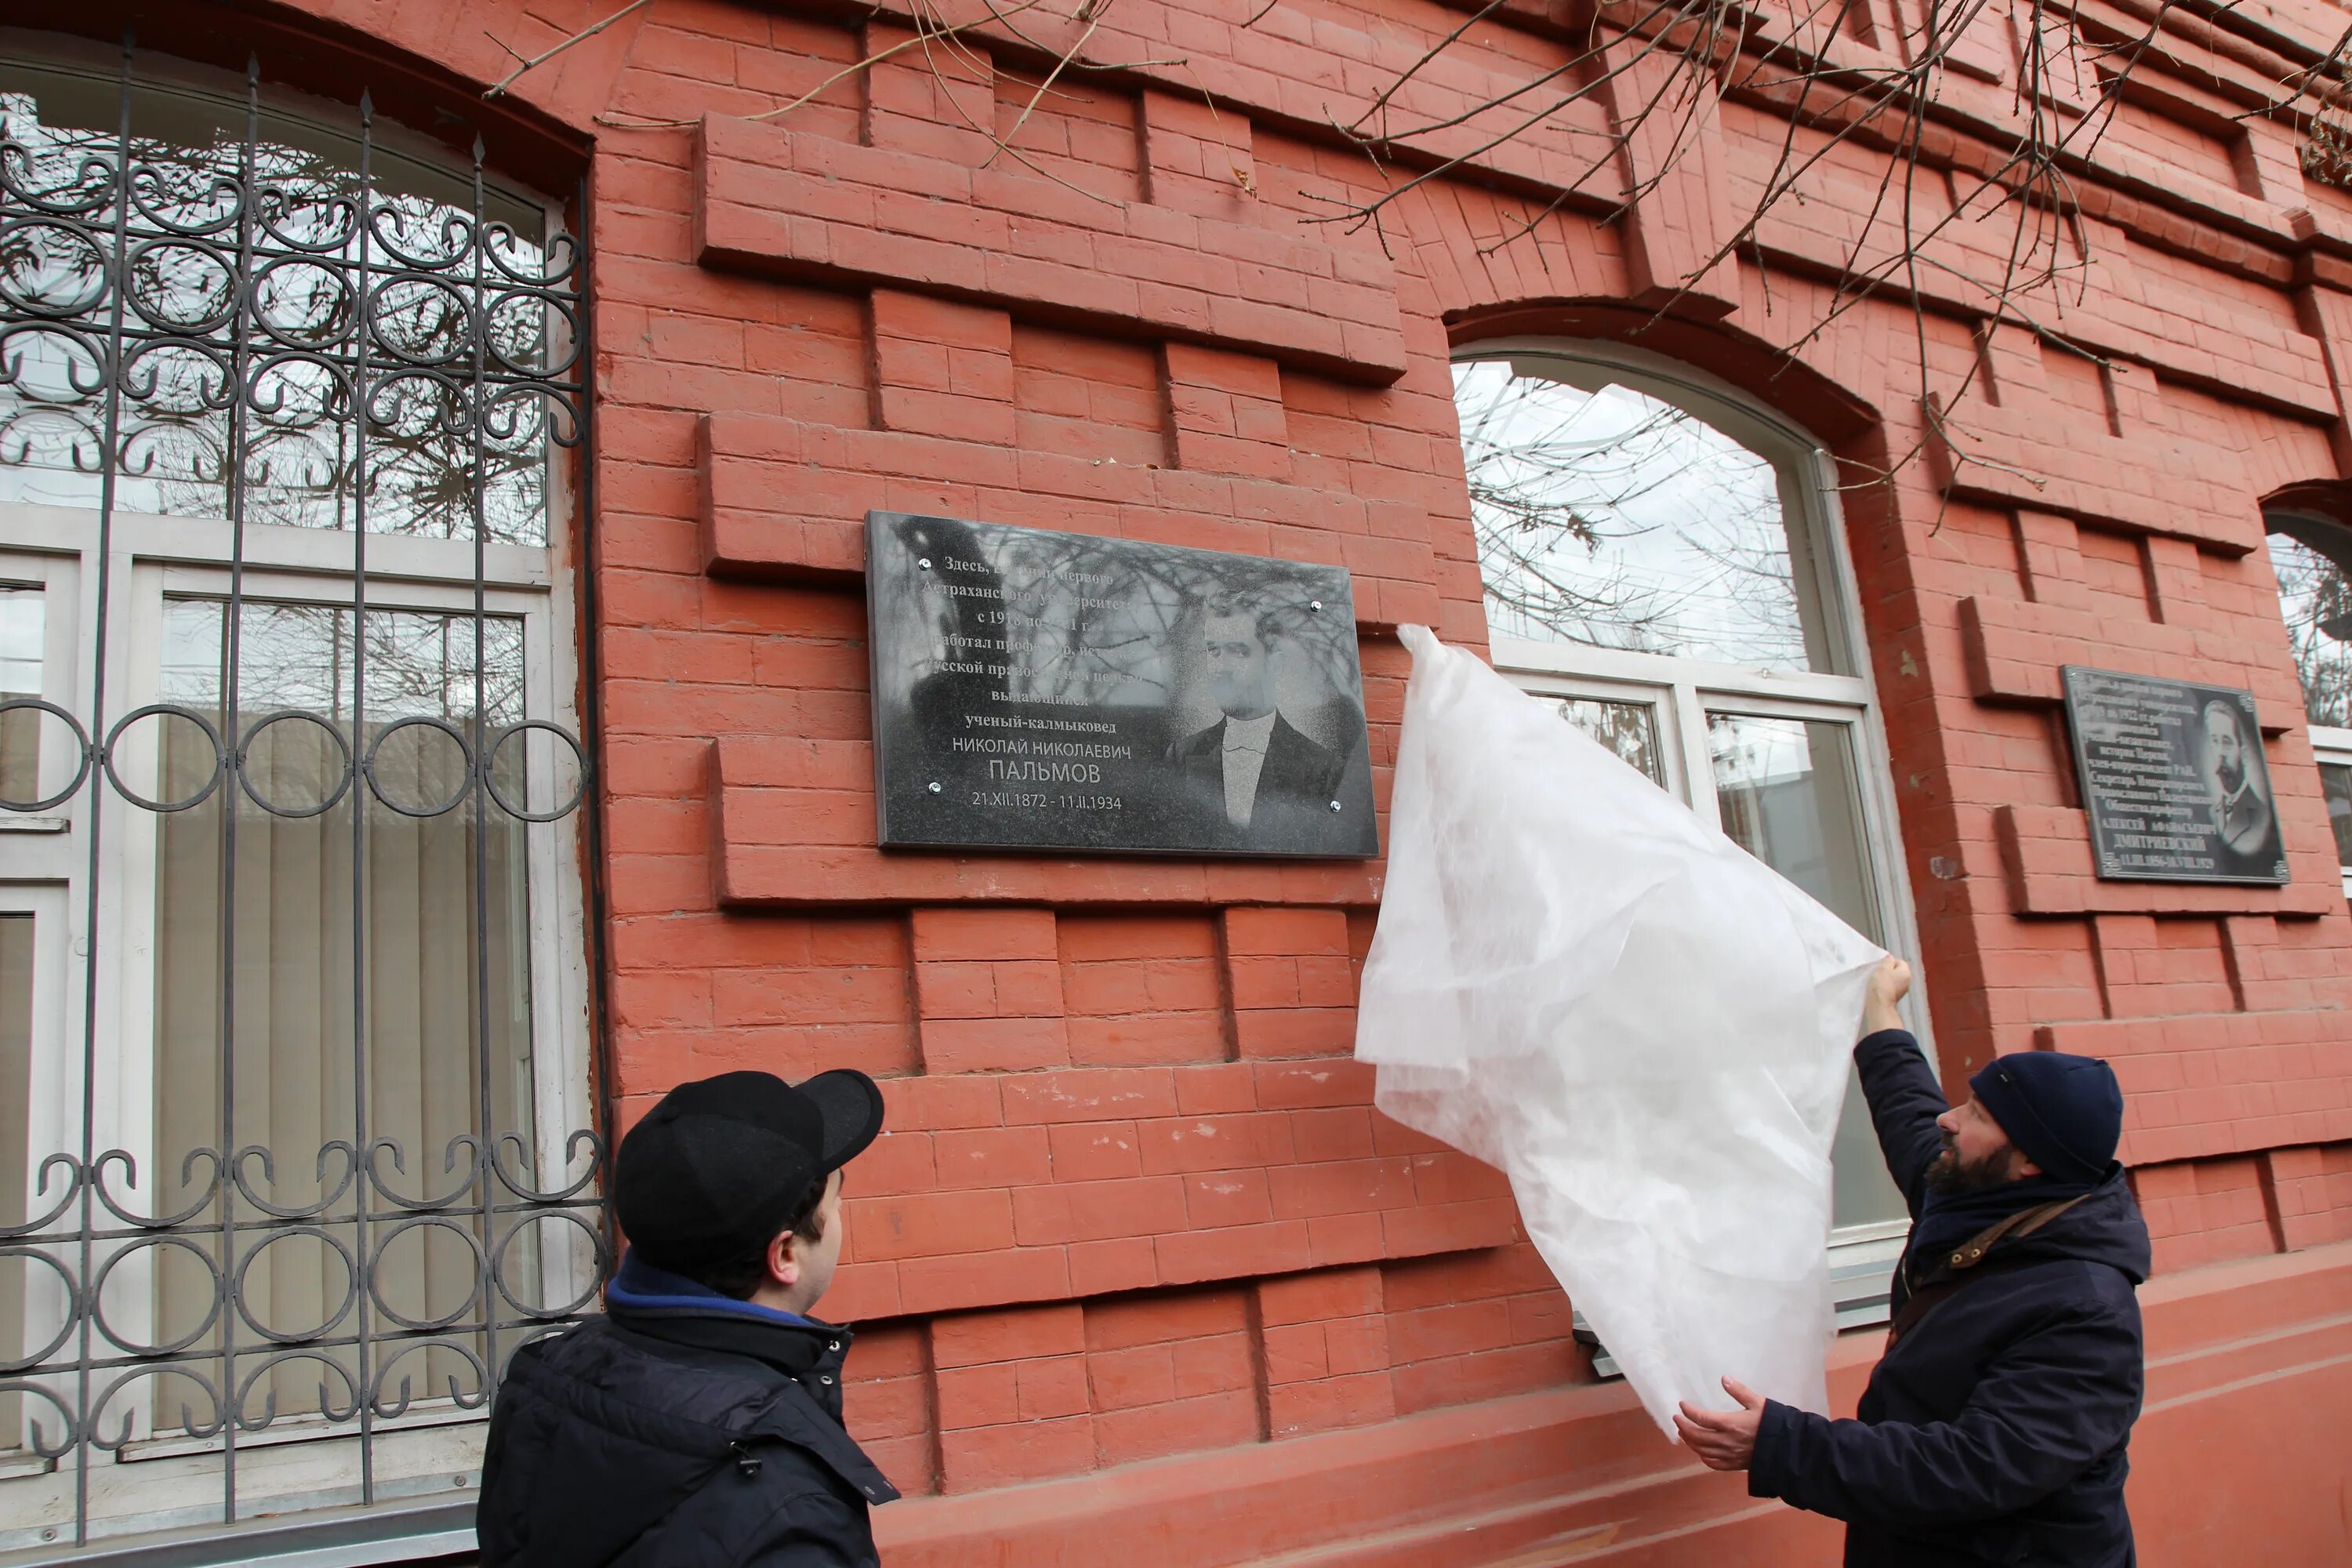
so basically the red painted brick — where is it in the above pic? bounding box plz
[1014,1176,1191,1245]
[931,1126,1054,1189]
[1003,1069,1181,1124]
[931,1302,1086,1369]
[938,1414,1096,1492]
[1266,1370,1396,1437]
[1047,1121,1145,1182]
[1093,1391,1261,1465]
[1156,1221,1313,1284]
[849,1189,1018,1261]
[1258,1265,1385,1327]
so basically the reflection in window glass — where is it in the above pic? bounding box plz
[158,598,527,725]
[0,587,40,803]
[2268,524,2352,728]
[1555,696,1664,786]
[1453,359,1822,671]
[147,599,537,1421]
[1708,714,1875,933]
[2321,762,2352,870]
[0,64,555,543]
[1708,713,1906,1229]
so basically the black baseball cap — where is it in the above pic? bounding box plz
[614,1069,885,1276]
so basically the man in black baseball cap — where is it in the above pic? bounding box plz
[477,1069,898,1567]
[1674,957,2153,1568]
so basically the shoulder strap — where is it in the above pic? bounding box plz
[1887,1193,2092,1348]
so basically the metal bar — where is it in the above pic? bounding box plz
[347,88,379,1511]
[68,31,142,1547]
[212,53,267,1526]
[466,135,499,1409]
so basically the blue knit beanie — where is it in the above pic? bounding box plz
[1969,1051,2124,1184]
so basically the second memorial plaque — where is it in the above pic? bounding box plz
[867,511,1380,857]
[2062,666,2288,884]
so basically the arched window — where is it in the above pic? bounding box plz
[2265,511,2352,895]
[0,34,595,1548]
[1453,342,1921,1320]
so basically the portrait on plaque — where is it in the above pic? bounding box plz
[866,511,1379,857]
[2061,666,2288,884]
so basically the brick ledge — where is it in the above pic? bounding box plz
[871,1242,2352,1566]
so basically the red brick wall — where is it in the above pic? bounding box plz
[74,0,2352,1557]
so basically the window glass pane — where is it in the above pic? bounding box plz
[2267,527,2352,728]
[2321,762,2352,870]
[0,586,41,804]
[1554,695,1665,786]
[143,598,538,1421]
[1454,358,1826,671]
[1707,712,1907,1230]
[0,62,556,543]
[1708,714,1876,932]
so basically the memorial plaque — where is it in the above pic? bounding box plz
[866,511,1380,857]
[2061,666,2288,884]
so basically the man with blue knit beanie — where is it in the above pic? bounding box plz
[1675,957,2151,1567]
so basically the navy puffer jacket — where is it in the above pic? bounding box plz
[1747,1029,2151,1567]
[476,1274,898,1567]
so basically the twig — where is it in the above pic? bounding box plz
[987,0,1111,167]
[906,0,1126,203]
[484,0,653,100]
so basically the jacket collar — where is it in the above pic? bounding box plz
[605,1250,825,1328]
[1906,1166,2150,1291]
[606,1252,856,1382]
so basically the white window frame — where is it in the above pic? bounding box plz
[2262,510,2352,898]
[0,493,593,1538]
[1457,338,1931,1333]
[2307,726,2352,899]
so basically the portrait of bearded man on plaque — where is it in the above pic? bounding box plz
[2199,696,2279,877]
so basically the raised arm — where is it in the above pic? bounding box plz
[1853,956,1948,1217]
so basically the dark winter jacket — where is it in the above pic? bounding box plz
[1167,713,1353,851]
[474,1258,899,1567]
[1748,1029,2151,1567]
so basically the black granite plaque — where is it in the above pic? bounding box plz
[867,511,1379,857]
[2062,666,2288,884]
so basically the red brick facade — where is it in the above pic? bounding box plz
[61,0,2352,1558]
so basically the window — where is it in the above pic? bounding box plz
[1454,343,1923,1327]
[0,35,597,1551]
[2266,512,2352,897]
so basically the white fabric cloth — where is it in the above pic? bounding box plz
[1355,626,1885,1434]
[1220,710,1276,827]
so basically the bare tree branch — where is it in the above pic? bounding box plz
[484,0,653,100]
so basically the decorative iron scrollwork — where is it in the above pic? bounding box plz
[1,32,601,1549]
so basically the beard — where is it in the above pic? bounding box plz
[2216,755,2246,796]
[1923,1134,2021,1195]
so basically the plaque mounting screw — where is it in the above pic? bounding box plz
[1309,600,1323,612]
[927,781,942,793]
[918,557,932,570]
[1328,800,1342,812]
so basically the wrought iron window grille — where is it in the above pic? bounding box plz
[0,31,602,1553]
